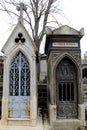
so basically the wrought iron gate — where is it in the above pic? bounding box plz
[8,51,30,118]
[56,57,78,119]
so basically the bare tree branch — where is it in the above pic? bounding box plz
[0,0,62,51]
[39,0,54,45]
[0,8,18,17]
[24,9,34,39]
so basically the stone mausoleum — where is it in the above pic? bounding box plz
[0,3,85,130]
[45,26,85,129]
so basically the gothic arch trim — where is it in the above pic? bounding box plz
[53,52,80,73]
[4,46,36,99]
[7,47,34,66]
[10,50,32,96]
[52,52,81,104]
[9,49,31,69]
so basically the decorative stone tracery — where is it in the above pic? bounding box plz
[51,51,81,68]
[15,33,26,43]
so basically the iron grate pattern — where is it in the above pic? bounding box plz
[9,51,30,96]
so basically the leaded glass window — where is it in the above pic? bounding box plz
[9,51,30,96]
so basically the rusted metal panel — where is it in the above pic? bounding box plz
[8,96,30,118]
[8,108,13,118]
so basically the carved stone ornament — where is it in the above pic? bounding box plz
[50,51,81,68]
[50,52,62,68]
[68,51,81,66]
[15,33,26,44]
[57,102,77,119]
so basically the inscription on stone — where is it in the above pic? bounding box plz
[52,42,78,47]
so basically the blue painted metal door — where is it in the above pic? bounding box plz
[8,51,30,118]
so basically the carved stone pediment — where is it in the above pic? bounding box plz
[50,51,81,69]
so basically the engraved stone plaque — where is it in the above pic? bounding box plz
[52,42,78,47]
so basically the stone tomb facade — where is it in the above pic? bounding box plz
[0,13,85,129]
[1,22,37,126]
[45,25,85,130]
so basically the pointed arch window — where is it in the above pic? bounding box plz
[9,51,30,96]
[56,57,78,118]
[57,58,76,102]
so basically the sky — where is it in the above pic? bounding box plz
[60,0,87,58]
[0,0,87,58]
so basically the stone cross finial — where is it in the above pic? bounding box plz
[16,3,27,24]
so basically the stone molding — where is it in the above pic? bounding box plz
[50,51,81,68]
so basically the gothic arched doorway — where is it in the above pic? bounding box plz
[56,57,78,119]
[8,51,30,118]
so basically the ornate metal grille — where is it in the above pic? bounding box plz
[59,82,74,101]
[9,51,30,96]
[56,57,78,118]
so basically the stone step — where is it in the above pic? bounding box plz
[52,119,80,126]
[49,127,77,130]
[0,118,49,130]
[0,125,44,130]
[51,119,82,130]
